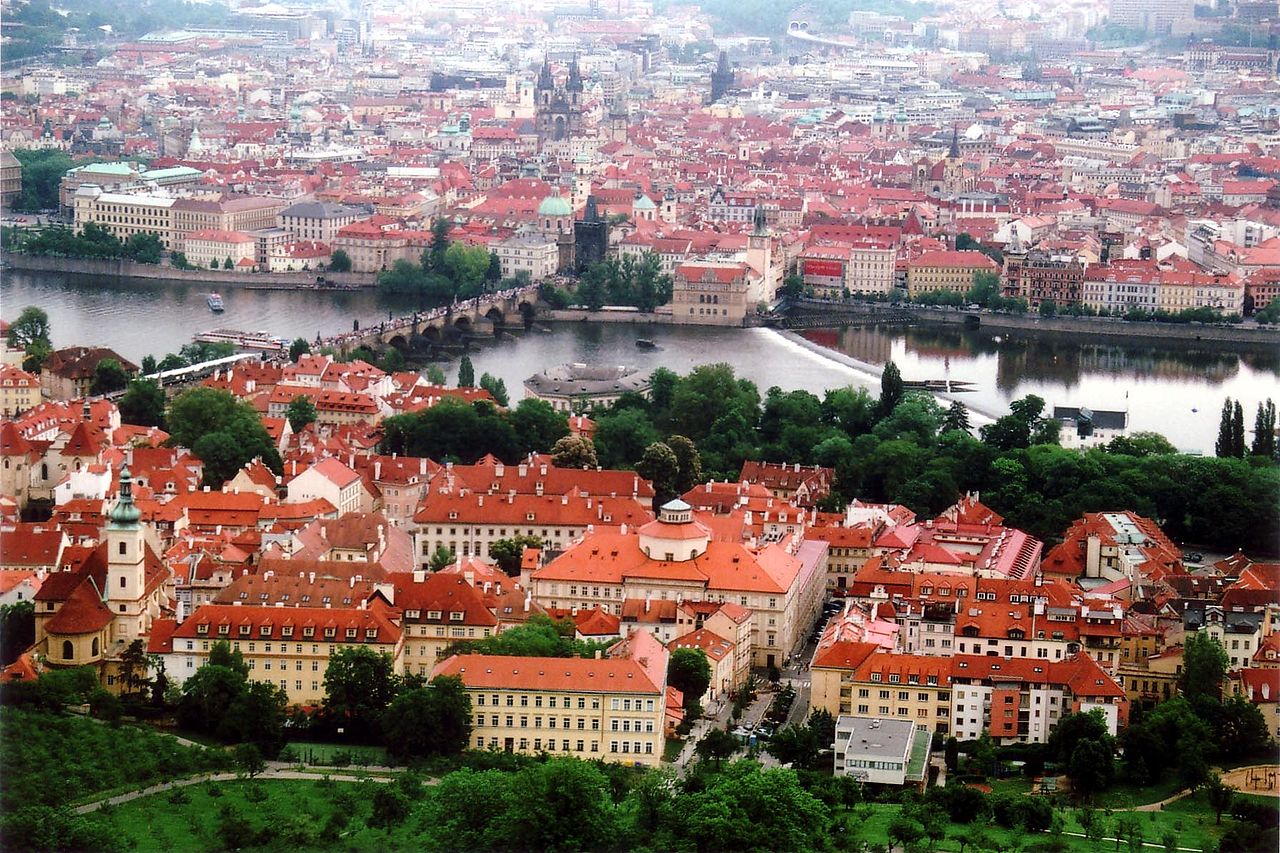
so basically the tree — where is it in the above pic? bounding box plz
[322,646,399,738]
[1204,772,1235,824]
[1181,631,1228,706]
[878,360,904,417]
[234,743,265,778]
[118,638,149,696]
[429,545,456,571]
[1038,299,1057,317]
[118,379,165,428]
[1252,399,1276,458]
[479,372,509,406]
[457,355,475,388]
[941,401,972,434]
[499,760,621,852]
[0,601,35,667]
[285,395,317,433]
[676,763,828,852]
[667,434,703,493]
[945,736,960,771]
[767,723,823,770]
[7,306,50,354]
[667,648,712,709]
[509,398,569,453]
[289,338,311,362]
[426,365,446,385]
[167,387,282,488]
[88,687,123,724]
[635,441,680,509]
[780,272,805,299]
[329,249,352,272]
[1232,399,1246,458]
[888,812,926,851]
[382,676,473,761]
[1068,737,1115,793]
[488,535,544,575]
[368,786,411,830]
[695,727,739,768]
[550,434,598,469]
[1047,709,1112,765]
[89,358,129,395]
[593,408,660,469]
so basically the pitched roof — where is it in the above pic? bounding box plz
[433,653,663,694]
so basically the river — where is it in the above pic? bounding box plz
[4,270,1278,453]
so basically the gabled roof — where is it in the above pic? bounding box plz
[433,653,663,694]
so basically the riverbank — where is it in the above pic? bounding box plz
[1,252,376,289]
[907,305,1278,347]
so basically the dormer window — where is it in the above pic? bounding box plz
[871,673,882,682]
[239,625,251,636]
[219,624,230,635]
[345,628,357,639]
[365,628,378,639]
[197,624,209,635]
[324,627,336,638]
[450,611,464,621]
[428,610,442,620]
[526,513,536,521]
[260,625,272,637]
[405,610,420,620]
[303,626,315,638]
[449,511,458,520]
[281,626,294,637]
[889,674,900,683]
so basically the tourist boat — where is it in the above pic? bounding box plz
[207,292,225,312]
[635,338,657,349]
[193,329,286,352]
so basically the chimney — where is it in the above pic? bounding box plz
[420,458,426,475]
[620,523,627,536]
[413,569,425,583]
[594,649,602,659]
[518,463,527,477]
[309,571,316,583]
[374,461,382,480]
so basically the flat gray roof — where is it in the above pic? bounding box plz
[835,716,916,760]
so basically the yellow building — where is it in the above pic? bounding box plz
[906,250,999,298]
[812,645,955,736]
[433,631,669,765]
[170,603,403,705]
[393,572,501,675]
[0,365,41,417]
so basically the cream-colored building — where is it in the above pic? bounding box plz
[393,571,501,675]
[906,250,999,297]
[184,229,257,269]
[433,632,668,765]
[169,603,403,705]
[0,365,41,417]
[495,234,560,281]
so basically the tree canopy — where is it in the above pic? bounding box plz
[166,387,282,488]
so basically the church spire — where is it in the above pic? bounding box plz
[752,203,768,235]
[108,465,141,529]
[949,125,960,160]
[567,56,583,92]
[538,58,553,90]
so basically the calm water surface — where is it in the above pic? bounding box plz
[5,270,1277,453]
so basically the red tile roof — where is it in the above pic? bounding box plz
[433,653,663,694]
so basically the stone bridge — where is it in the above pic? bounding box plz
[319,285,541,356]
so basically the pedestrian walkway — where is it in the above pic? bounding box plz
[72,761,405,815]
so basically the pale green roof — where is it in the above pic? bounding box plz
[538,193,572,216]
[72,162,137,176]
[633,194,656,210]
[143,166,202,180]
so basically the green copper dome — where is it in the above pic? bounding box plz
[108,465,141,528]
[537,193,573,217]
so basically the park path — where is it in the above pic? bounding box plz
[72,762,408,815]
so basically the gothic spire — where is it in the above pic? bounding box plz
[108,465,141,529]
[949,125,960,160]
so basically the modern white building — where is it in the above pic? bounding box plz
[833,716,930,785]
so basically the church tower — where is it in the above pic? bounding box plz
[747,204,776,299]
[106,465,147,639]
[710,50,734,103]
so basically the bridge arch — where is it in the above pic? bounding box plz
[388,334,410,351]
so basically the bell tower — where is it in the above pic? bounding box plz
[106,465,147,637]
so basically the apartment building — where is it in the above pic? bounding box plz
[278,201,363,243]
[433,631,668,765]
[72,188,285,250]
[813,647,955,735]
[168,603,403,704]
[494,234,560,281]
[905,250,999,297]
[949,653,1128,745]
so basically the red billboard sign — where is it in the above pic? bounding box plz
[803,259,845,279]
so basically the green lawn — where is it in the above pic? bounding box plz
[663,738,683,763]
[284,741,391,766]
[89,779,430,852]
